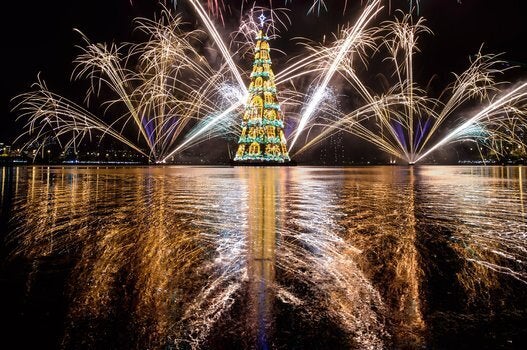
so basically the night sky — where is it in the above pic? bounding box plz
[2,0,527,151]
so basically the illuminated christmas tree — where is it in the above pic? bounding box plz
[234,15,291,164]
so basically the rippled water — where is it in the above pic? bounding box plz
[1,166,526,349]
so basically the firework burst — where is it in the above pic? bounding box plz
[292,10,527,164]
[13,0,527,164]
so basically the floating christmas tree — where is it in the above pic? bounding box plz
[234,14,291,164]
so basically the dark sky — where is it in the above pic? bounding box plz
[2,0,527,144]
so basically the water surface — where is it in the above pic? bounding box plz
[1,166,526,349]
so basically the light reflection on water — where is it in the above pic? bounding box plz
[0,166,526,349]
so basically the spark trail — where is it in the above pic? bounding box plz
[415,82,527,162]
[288,0,383,150]
[160,101,242,162]
[187,0,247,95]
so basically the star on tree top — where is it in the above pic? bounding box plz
[258,13,266,28]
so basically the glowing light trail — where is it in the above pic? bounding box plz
[161,100,242,162]
[415,82,527,163]
[288,0,382,150]
[187,0,248,96]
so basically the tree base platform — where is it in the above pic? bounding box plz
[230,160,297,167]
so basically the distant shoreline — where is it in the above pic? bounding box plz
[1,161,525,168]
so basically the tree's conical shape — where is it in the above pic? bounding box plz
[234,29,291,163]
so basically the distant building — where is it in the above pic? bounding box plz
[1,143,15,157]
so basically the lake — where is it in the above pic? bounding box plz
[1,165,526,349]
